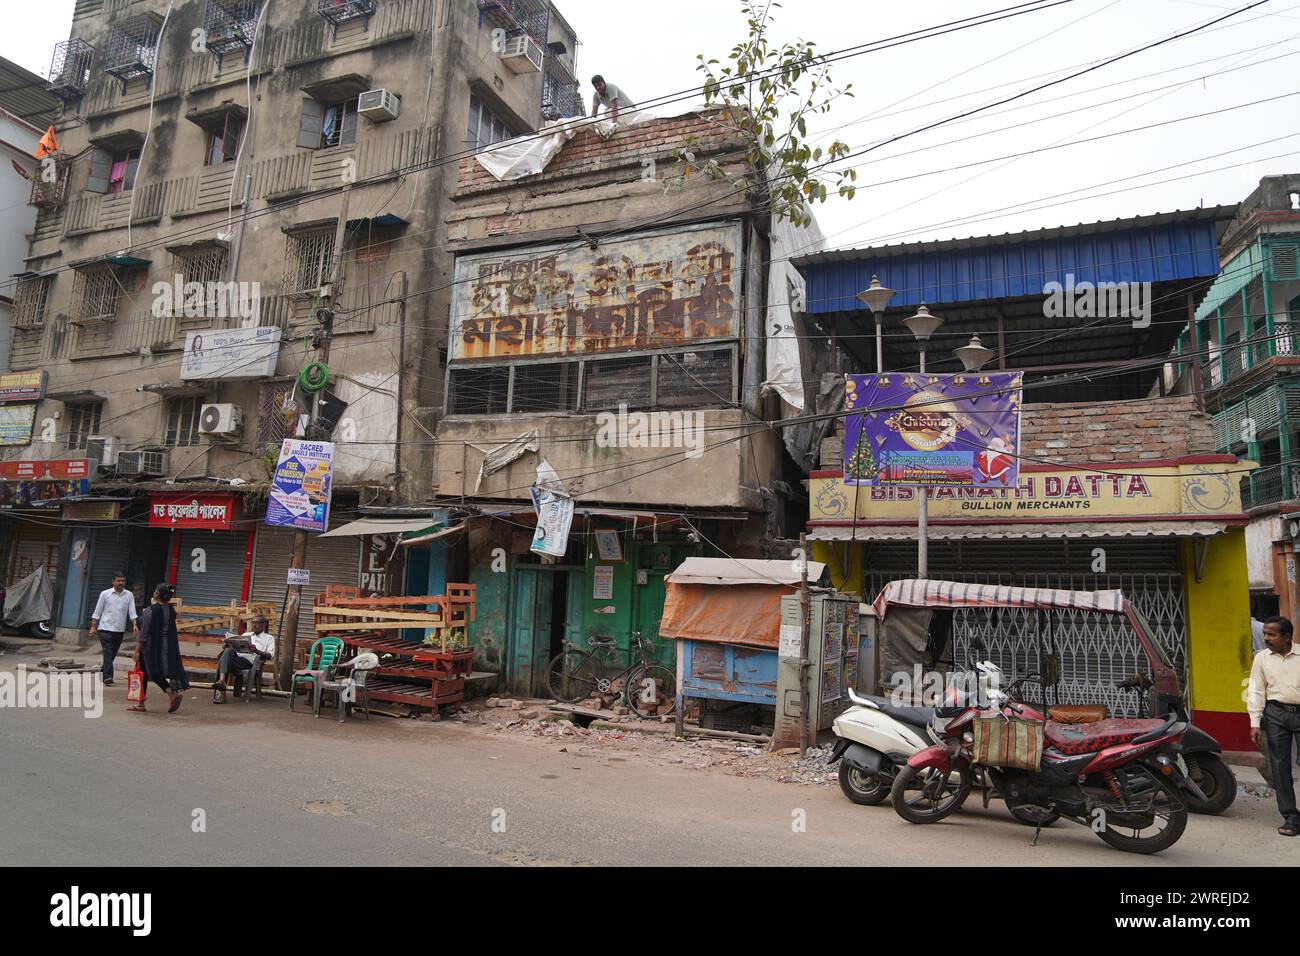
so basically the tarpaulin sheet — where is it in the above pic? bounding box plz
[659,582,795,650]
[4,565,52,627]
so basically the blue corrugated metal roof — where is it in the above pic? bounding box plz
[800,213,1225,315]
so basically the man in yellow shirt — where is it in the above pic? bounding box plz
[1248,616,1300,836]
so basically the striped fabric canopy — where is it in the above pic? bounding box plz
[872,579,1126,619]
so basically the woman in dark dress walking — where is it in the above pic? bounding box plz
[129,583,190,713]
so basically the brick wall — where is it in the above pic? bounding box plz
[819,394,1216,469]
[456,110,748,195]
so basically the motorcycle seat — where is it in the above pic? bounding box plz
[1047,704,1108,724]
[863,694,936,728]
[1043,717,1164,756]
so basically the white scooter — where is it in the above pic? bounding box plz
[828,682,1058,826]
[827,689,944,805]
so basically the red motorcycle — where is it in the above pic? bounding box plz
[889,661,1201,854]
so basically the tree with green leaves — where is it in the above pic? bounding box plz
[674,0,857,227]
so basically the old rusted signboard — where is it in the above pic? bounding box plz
[449,221,743,361]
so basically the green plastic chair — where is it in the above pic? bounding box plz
[290,637,344,714]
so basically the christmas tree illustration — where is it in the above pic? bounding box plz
[846,432,879,481]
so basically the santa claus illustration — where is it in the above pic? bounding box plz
[976,435,1015,485]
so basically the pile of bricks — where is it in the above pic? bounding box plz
[456,109,749,194]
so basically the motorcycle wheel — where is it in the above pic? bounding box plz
[890,763,972,824]
[1008,805,1059,827]
[1183,753,1236,815]
[26,620,52,639]
[838,761,890,806]
[1095,768,1188,855]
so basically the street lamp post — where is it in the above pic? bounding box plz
[856,275,894,374]
[902,304,944,579]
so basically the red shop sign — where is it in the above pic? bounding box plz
[148,493,242,530]
[0,458,92,480]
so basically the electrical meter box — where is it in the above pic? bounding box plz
[772,591,861,748]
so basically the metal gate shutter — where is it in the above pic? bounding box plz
[175,529,247,612]
[10,519,61,585]
[251,525,358,662]
[84,525,136,621]
[862,538,1187,717]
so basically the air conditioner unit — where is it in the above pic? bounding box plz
[85,435,118,469]
[117,449,169,476]
[357,88,401,122]
[199,403,243,438]
[500,34,543,74]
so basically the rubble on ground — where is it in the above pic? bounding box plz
[458,694,839,787]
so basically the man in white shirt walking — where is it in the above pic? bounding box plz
[89,572,139,686]
[1248,615,1300,836]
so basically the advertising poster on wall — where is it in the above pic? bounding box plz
[0,405,36,446]
[843,372,1023,488]
[265,439,334,533]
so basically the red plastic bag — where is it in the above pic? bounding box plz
[126,669,145,703]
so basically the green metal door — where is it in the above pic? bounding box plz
[634,568,671,667]
[564,570,585,651]
[510,568,554,696]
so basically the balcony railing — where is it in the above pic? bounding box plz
[1242,463,1298,510]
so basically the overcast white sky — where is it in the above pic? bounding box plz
[9,0,1300,250]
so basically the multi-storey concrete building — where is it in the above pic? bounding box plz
[1,0,581,644]
[1176,174,1300,619]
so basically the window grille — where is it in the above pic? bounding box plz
[70,266,122,325]
[47,38,95,100]
[256,381,299,455]
[316,0,377,28]
[512,362,579,413]
[582,355,652,411]
[466,94,518,152]
[67,403,103,450]
[104,14,161,91]
[165,396,203,448]
[29,154,72,207]
[656,349,734,408]
[171,245,231,329]
[283,230,335,298]
[448,366,509,415]
[203,0,262,66]
[12,277,51,330]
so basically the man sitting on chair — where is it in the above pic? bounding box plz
[213,615,276,703]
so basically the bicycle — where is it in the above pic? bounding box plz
[545,630,677,719]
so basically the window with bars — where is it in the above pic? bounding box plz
[445,347,737,415]
[12,276,51,330]
[283,230,335,297]
[66,403,103,451]
[170,245,230,322]
[70,266,122,324]
[466,93,518,152]
[165,397,203,447]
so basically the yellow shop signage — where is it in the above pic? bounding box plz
[809,457,1252,523]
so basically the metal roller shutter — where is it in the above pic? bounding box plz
[175,529,249,613]
[83,525,136,622]
[251,524,358,663]
[10,519,62,586]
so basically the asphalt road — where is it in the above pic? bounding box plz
[0,651,1294,867]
